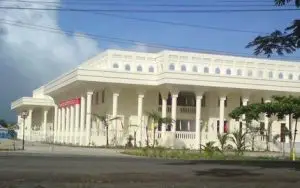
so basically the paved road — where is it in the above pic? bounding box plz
[0,151,300,188]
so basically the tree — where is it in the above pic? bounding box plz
[92,114,121,147]
[217,133,230,153]
[229,95,300,160]
[247,0,300,57]
[0,119,8,128]
[146,111,173,148]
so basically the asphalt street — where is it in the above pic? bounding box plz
[0,151,300,188]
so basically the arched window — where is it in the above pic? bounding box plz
[181,65,186,72]
[137,65,142,72]
[289,73,293,80]
[113,63,119,68]
[204,67,209,73]
[125,64,131,71]
[215,67,220,74]
[269,71,273,78]
[148,66,154,73]
[169,63,175,71]
[248,70,253,77]
[237,69,242,76]
[192,65,198,72]
[226,68,231,75]
[278,72,283,79]
[258,70,263,78]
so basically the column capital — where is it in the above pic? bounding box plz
[110,85,122,94]
[113,92,119,97]
[166,85,180,96]
[160,89,169,99]
[242,98,249,104]
[87,91,94,96]
[219,96,227,101]
[195,90,205,97]
[196,95,203,100]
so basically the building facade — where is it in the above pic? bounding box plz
[11,49,300,151]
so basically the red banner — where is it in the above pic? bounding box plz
[59,98,81,108]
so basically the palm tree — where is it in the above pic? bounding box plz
[146,111,173,148]
[217,133,230,153]
[92,114,121,147]
[230,129,248,156]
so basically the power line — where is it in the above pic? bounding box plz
[1,0,287,7]
[1,19,300,61]
[0,6,299,13]
[96,12,267,34]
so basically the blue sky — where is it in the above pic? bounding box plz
[0,0,300,121]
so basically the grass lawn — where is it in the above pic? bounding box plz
[122,147,300,161]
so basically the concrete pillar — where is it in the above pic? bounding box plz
[43,109,48,142]
[160,91,168,134]
[27,109,33,141]
[86,91,93,146]
[264,99,271,141]
[137,93,144,146]
[70,105,75,144]
[219,96,226,134]
[74,103,80,145]
[112,92,119,130]
[61,107,66,143]
[171,93,178,133]
[80,95,86,146]
[65,107,70,143]
[195,95,202,150]
[57,108,62,143]
[54,105,58,143]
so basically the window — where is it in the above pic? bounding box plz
[192,66,198,72]
[181,65,186,72]
[94,92,99,105]
[237,69,242,76]
[269,71,273,78]
[280,123,286,143]
[204,67,209,73]
[113,63,119,68]
[248,70,253,77]
[177,92,196,106]
[148,66,154,72]
[102,90,105,103]
[137,65,142,72]
[289,73,293,80]
[278,72,283,79]
[226,68,231,75]
[215,67,220,74]
[169,63,175,71]
[201,95,206,107]
[125,64,130,71]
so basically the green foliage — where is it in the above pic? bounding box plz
[217,133,230,152]
[200,141,220,158]
[247,1,300,56]
[230,130,248,155]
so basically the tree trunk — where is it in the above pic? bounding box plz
[289,114,293,154]
[106,125,109,147]
[292,119,298,156]
[146,126,149,147]
[152,128,156,148]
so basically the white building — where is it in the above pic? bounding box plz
[11,49,300,151]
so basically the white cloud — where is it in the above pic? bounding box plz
[0,0,100,84]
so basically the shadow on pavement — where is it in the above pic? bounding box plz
[165,160,300,171]
[194,168,262,177]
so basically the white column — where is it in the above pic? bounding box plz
[57,108,62,143]
[27,109,33,141]
[53,105,58,143]
[195,95,202,150]
[79,96,86,146]
[219,96,226,134]
[137,93,144,146]
[171,93,178,133]
[17,115,22,139]
[74,103,80,145]
[85,91,93,146]
[43,109,48,142]
[65,107,70,143]
[160,91,168,133]
[112,92,119,130]
[70,105,75,144]
[61,107,66,143]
